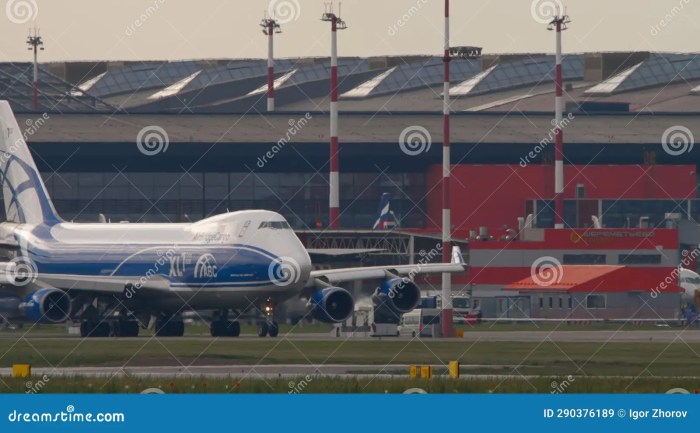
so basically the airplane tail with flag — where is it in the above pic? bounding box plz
[372,193,398,230]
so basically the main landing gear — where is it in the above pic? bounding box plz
[79,309,140,338]
[210,310,240,337]
[155,314,185,337]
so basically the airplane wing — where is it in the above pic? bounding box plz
[0,261,171,296]
[306,248,385,257]
[38,274,171,295]
[308,246,466,286]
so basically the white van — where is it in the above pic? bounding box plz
[399,308,441,338]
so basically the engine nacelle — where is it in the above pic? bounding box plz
[308,287,354,323]
[22,288,72,324]
[372,278,421,323]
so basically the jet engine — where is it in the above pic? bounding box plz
[308,287,354,323]
[372,278,421,323]
[21,288,72,323]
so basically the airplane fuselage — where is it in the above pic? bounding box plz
[1,210,313,313]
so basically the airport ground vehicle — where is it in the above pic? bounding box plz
[399,308,441,337]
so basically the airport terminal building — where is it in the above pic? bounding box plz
[2,51,700,319]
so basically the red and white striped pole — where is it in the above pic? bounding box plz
[27,30,43,111]
[322,8,346,229]
[329,17,339,228]
[549,12,569,229]
[267,23,275,112]
[261,18,281,112]
[32,46,39,110]
[441,0,453,338]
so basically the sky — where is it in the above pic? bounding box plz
[0,0,698,62]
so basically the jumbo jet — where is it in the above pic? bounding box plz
[0,101,466,337]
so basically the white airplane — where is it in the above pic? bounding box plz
[679,267,700,306]
[0,101,466,337]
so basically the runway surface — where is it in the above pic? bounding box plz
[2,329,699,342]
[2,364,698,380]
[0,364,502,380]
[458,330,699,343]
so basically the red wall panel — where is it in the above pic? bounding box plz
[426,164,696,231]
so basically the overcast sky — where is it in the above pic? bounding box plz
[0,0,697,62]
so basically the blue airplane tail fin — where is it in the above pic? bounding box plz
[373,193,397,230]
[0,101,61,225]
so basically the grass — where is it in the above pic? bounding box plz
[7,376,700,394]
[2,338,700,377]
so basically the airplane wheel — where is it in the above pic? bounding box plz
[173,321,185,336]
[156,319,184,337]
[80,321,92,337]
[93,322,110,337]
[225,320,240,337]
[257,322,269,337]
[210,321,223,337]
[113,320,139,337]
[268,321,279,337]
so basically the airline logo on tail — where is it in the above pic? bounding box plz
[0,102,61,226]
[373,193,399,230]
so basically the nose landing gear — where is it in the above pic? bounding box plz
[257,300,279,337]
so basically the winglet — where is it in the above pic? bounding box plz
[451,246,465,265]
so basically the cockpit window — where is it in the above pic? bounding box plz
[258,221,291,230]
[682,276,700,285]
